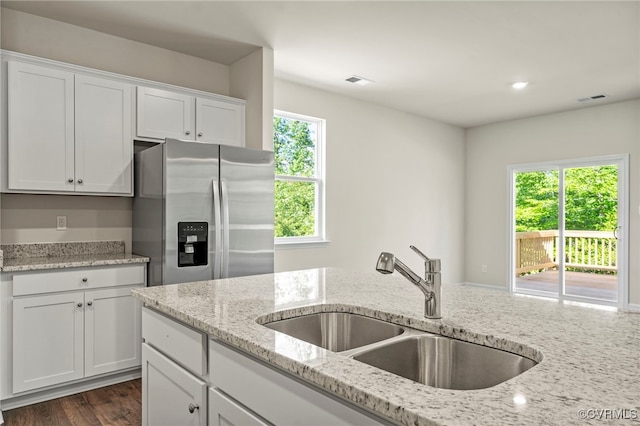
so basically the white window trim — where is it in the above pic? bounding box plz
[274,110,328,247]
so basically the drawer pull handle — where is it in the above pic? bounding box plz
[188,403,199,414]
[82,277,88,283]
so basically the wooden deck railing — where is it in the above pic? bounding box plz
[515,230,617,274]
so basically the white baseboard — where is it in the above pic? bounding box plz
[460,281,509,291]
[625,303,640,313]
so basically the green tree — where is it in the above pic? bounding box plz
[515,170,559,232]
[515,166,617,232]
[273,117,316,237]
[564,166,617,231]
[273,117,315,176]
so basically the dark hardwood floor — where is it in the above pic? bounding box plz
[2,379,141,426]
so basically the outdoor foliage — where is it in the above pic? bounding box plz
[515,166,618,232]
[273,116,316,237]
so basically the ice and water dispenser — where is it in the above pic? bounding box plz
[177,222,208,267]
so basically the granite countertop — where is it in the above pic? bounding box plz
[0,241,149,272]
[132,268,640,426]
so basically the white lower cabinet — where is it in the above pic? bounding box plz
[12,293,84,392]
[209,388,268,426]
[84,287,142,377]
[142,344,206,426]
[141,306,390,426]
[8,265,145,395]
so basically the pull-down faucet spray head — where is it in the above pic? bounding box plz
[376,247,442,319]
[376,252,425,287]
[375,252,395,274]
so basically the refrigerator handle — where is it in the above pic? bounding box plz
[212,180,222,279]
[221,180,230,278]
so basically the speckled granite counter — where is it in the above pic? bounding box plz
[1,241,149,271]
[132,268,640,425]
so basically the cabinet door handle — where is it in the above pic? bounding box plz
[197,132,203,137]
[87,301,93,306]
[77,179,83,184]
[68,178,74,183]
[188,403,199,414]
[77,302,83,308]
[185,130,191,135]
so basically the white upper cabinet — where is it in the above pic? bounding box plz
[6,60,133,196]
[75,75,133,194]
[8,61,75,192]
[136,87,195,140]
[3,51,247,196]
[195,97,243,146]
[137,86,245,146]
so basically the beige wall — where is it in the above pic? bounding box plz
[1,194,133,250]
[465,99,640,305]
[0,7,230,94]
[230,48,275,151]
[274,79,466,283]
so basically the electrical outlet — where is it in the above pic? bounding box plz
[481,264,487,273]
[56,216,67,231]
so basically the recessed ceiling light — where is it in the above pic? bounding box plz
[512,81,529,90]
[345,75,374,85]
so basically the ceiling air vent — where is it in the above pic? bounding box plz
[345,75,374,85]
[577,94,607,103]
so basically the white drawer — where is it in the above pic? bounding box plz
[12,264,145,296]
[142,307,207,376]
[209,340,388,426]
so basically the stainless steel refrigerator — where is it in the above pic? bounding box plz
[133,138,274,286]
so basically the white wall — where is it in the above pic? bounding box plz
[274,79,466,283]
[465,99,640,304]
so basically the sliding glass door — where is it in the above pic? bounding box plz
[510,156,628,307]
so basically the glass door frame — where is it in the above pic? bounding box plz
[508,154,629,309]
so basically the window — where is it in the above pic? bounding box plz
[273,110,325,244]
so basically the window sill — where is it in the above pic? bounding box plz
[275,239,331,250]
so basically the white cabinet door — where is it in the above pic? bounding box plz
[136,87,195,140]
[142,344,206,426]
[195,98,244,146]
[7,61,75,192]
[75,75,133,195]
[209,388,269,426]
[84,286,142,378]
[12,293,84,393]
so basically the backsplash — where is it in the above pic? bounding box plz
[1,241,125,259]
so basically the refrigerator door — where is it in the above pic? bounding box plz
[163,139,221,285]
[220,145,274,278]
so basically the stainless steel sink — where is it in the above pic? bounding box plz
[352,334,537,390]
[263,313,405,352]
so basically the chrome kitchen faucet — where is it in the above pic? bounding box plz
[376,245,442,319]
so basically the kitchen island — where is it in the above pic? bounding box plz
[132,268,640,425]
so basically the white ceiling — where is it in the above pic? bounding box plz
[3,1,639,128]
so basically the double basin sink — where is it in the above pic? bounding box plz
[262,312,537,390]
